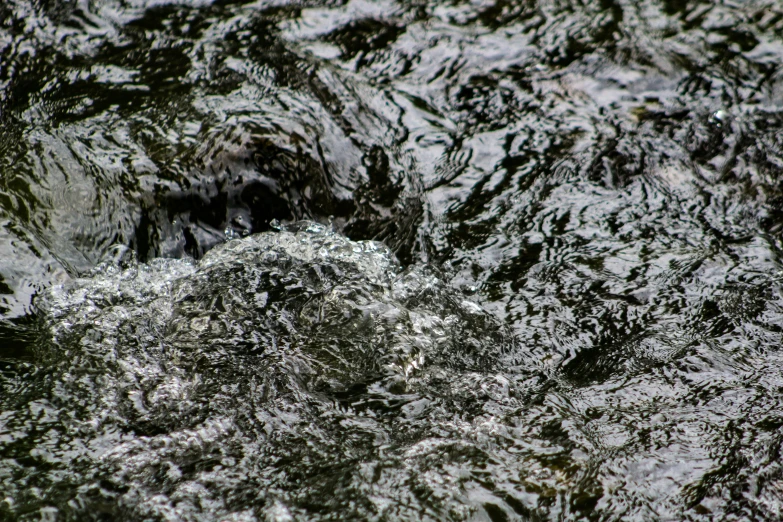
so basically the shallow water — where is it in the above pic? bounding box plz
[3,0,783,520]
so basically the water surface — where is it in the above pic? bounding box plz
[2,0,783,520]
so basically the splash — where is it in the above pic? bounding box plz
[8,223,517,521]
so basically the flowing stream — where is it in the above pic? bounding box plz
[3,0,783,520]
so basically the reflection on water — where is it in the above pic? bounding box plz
[3,0,783,520]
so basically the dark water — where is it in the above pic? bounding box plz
[2,0,783,520]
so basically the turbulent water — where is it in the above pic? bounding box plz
[3,0,783,520]
[10,222,516,520]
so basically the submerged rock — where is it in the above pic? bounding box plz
[24,222,520,521]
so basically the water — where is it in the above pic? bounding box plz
[12,222,516,520]
[2,0,783,520]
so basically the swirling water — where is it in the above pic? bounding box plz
[2,0,783,520]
